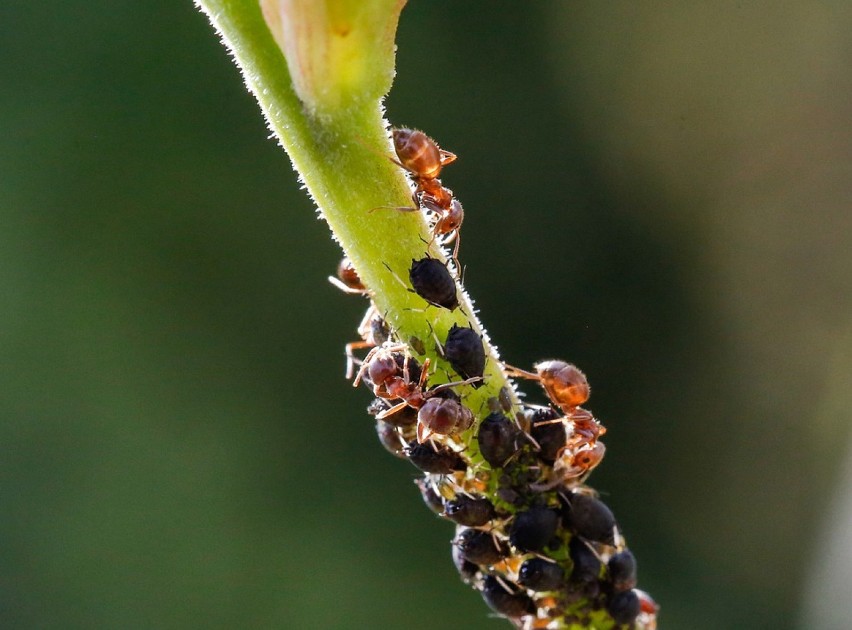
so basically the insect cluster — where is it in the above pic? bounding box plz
[330,128,658,629]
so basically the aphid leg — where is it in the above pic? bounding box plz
[424,321,443,356]
[524,432,543,451]
[382,261,411,291]
[493,574,515,594]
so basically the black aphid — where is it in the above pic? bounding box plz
[607,549,638,592]
[480,575,535,618]
[454,527,509,565]
[443,324,485,386]
[409,257,458,310]
[477,412,519,468]
[606,589,641,625]
[517,558,565,592]
[528,407,565,463]
[561,492,617,545]
[568,536,602,583]
[567,536,602,599]
[413,478,445,516]
[509,506,560,552]
[444,495,496,527]
[405,441,467,474]
[370,315,391,346]
[375,420,407,458]
[368,397,418,427]
[451,542,480,586]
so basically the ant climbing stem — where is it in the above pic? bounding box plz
[358,127,466,273]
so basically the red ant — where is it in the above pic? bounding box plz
[327,257,391,378]
[342,306,390,379]
[327,256,367,295]
[354,343,479,441]
[531,407,606,452]
[393,128,464,268]
[531,440,606,491]
[370,128,465,269]
[503,360,590,414]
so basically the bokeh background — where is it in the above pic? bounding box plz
[2,2,851,628]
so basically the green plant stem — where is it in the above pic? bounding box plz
[196,3,658,630]
[196,0,517,425]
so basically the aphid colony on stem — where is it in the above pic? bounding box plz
[328,127,657,630]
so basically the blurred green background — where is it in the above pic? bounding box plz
[2,2,851,628]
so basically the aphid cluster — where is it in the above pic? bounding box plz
[330,128,657,629]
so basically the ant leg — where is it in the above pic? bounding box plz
[376,401,410,421]
[439,149,457,166]
[502,363,541,381]
[352,344,407,388]
[426,376,483,397]
[383,262,411,291]
[532,417,567,428]
[355,305,378,338]
[353,345,381,387]
[368,204,419,214]
[345,341,374,379]
[417,357,432,390]
[450,231,462,275]
[328,276,368,295]
[352,133,413,175]
[416,422,435,444]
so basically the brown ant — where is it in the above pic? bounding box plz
[354,342,480,437]
[328,256,367,295]
[531,441,606,491]
[563,407,606,450]
[392,127,456,182]
[327,257,392,378]
[503,360,590,414]
[370,128,465,268]
[342,306,391,379]
[531,407,606,452]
